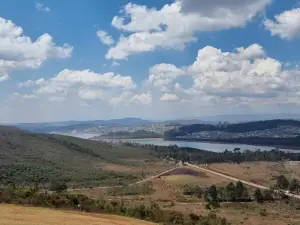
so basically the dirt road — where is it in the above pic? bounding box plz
[187,163,300,200]
[69,166,179,192]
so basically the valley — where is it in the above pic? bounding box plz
[1,125,300,225]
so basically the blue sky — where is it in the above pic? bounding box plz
[1,0,300,123]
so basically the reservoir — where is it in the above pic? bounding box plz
[58,132,298,153]
[124,139,297,153]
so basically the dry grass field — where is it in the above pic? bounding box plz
[168,201,300,225]
[208,161,300,187]
[69,163,300,225]
[0,204,157,225]
[160,167,229,187]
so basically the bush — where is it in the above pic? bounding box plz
[259,209,267,216]
[183,185,203,198]
[49,181,68,193]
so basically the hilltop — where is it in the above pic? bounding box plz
[0,126,164,187]
[14,118,152,133]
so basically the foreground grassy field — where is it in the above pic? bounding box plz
[0,204,157,225]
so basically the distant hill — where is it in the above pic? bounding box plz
[199,114,300,123]
[0,126,157,187]
[163,119,212,125]
[13,118,153,133]
[164,119,300,148]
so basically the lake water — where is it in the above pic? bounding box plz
[59,132,298,153]
[125,139,297,153]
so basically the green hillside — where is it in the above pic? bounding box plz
[0,126,158,187]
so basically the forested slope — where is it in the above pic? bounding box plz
[0,126,156,187]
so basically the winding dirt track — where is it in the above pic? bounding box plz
[69,166,179,192]
[187,163,300,200]
[70,162,300,201]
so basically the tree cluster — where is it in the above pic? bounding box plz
[125,142,300,164]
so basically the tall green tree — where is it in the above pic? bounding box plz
[254,188,264,203]
[276,175,289,190]
[288,178,299,192]
[225,182,236,201]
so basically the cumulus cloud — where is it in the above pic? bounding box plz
[0,74,9,82]
[36,2,51,12]
[106,0,270,60]
[178,0,270,16]
[148,44,300,107]
[110,91,152,106]
[0,17,72,79]
[97,30,115,46]
[77,88,104,101]
[7,42,300,121]
[17,69,137,105]
[264,8,300,40]
[160,93,180,101]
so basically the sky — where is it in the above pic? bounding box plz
[1,0,300,123]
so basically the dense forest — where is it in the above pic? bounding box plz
[165,120,300,137]
[164,119,300,148]
[0,126,157,187]
[94,130,162,139]
[123,142,300,163]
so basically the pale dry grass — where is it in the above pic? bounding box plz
[162,167,229,187]
[0,204,156,225]
[98,162,175,174]
[168,201,300,225]
[207,162,300,187]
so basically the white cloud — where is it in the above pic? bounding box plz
[148,63,185,91]
[147,44,300,109]
[36,2,51,12]
[0,17,72,79]
[110,91,152,106]
[97,30,115,46]
[178,0,270,16]
[18,69,137,105]
[22,94,37,99]
[131,92,152,105]
[106,0,270,60]
[77,88,104,100]
[187,44,289,98]
[160,93,180,101]
[0,73,9,82]
[17,78,46,87]
[264,8,300,40]
[112,61,120,67]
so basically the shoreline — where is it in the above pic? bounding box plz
[125,138,164,141]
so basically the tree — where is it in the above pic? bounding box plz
[208,185,218,202]
[205,185,220,210]
[189,213,199,222]
[183,185,203,198]
[254,188,264,203]
[288,178,299,192]
[167,211,184,225]
[263,189,274,201]
[49,181,68,193]
[277,175,289,190]
[225,182,236,201]
[236,181,250,201]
